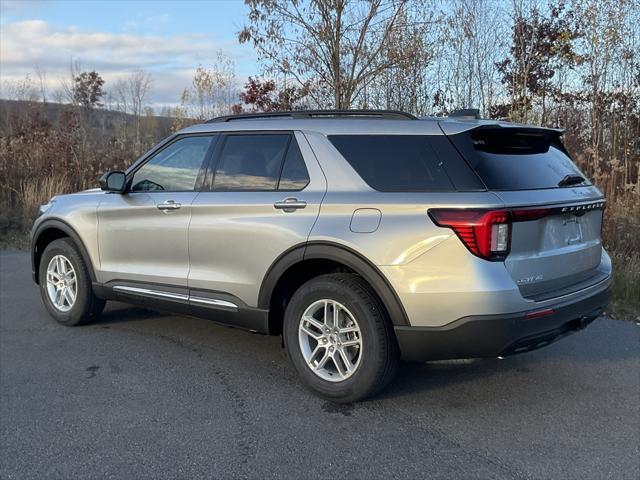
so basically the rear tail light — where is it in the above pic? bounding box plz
[430,203,603,261]
[429,209,511,261]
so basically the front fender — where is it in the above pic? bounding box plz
[31,218,97,284]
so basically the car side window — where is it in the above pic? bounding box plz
[213,134,290,191]
[278,139,310,191]
[131,136,214,192]
[328,135,455,192]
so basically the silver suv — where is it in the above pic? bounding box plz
[31,110,611,402]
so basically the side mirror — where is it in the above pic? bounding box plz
[99,171,127,193]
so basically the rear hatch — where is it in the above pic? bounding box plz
[443,123,607,300]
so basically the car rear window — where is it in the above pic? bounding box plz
[328,135,479,192]
[448,128,590,191]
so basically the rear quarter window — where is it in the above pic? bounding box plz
[328,135,476,192]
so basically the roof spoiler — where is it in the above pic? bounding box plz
[449,108,481,120]
[440,119,565,136]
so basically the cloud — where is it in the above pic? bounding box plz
[1,20,214,69]
[0,19,249,106]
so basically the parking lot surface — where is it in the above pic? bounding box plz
[1,251,639,479]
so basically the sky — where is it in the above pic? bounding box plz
[0,0,260,108]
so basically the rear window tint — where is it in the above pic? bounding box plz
[328,135,459,192]
[449,129,589,191]
[278,139,309,191]
[213,134,289,191]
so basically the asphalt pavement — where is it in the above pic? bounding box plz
[1,251,639,479]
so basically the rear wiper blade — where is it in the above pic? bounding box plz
[558,174,585,187]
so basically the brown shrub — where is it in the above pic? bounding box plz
[601,194,640,319]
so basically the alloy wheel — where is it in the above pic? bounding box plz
[298,299,363,382]
[46,255,77,312]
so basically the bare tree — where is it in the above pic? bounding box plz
[59,59,83,105]
[34,66,48,103]
[109,80,127,113]
[59,60,106,110]
[571,0,639,192]
[128,70,152,122]
[239,0,429,109]
[361,4,438,114]
[109,70,153,146]
[180,52,237,120]
[1,74,40,102]
[426,0,508,116]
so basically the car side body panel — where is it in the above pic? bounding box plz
[31,190,103,283]
[96,190,198,286]
[187,132,327,306]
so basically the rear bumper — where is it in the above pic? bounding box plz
[394,285,611,362]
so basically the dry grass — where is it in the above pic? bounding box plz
[0,176,72,250]
[18,175,71,214]
[609,252,640,319]
[601,196,640,320]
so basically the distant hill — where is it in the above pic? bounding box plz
[0,99,178,137]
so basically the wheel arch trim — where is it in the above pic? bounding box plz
[258,241,411,326]
[31,219,97,284]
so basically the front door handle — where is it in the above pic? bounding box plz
[157,200,181,211]
[274,197,307,212]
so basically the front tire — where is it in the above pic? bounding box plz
[39,238,105,326]
[283,273,399,403]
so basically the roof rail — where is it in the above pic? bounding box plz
[206,109,418,123]
[449,108,481,120]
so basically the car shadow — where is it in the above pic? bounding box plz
[376,324,639,401]
[87,306,639,401]
[376,358,522,401]
[91,302,171,325]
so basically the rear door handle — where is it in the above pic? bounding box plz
[274,197,307,212]
[157,200,181,211]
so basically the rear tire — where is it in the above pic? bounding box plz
[38,238,105,326]
[283,273,399,403]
